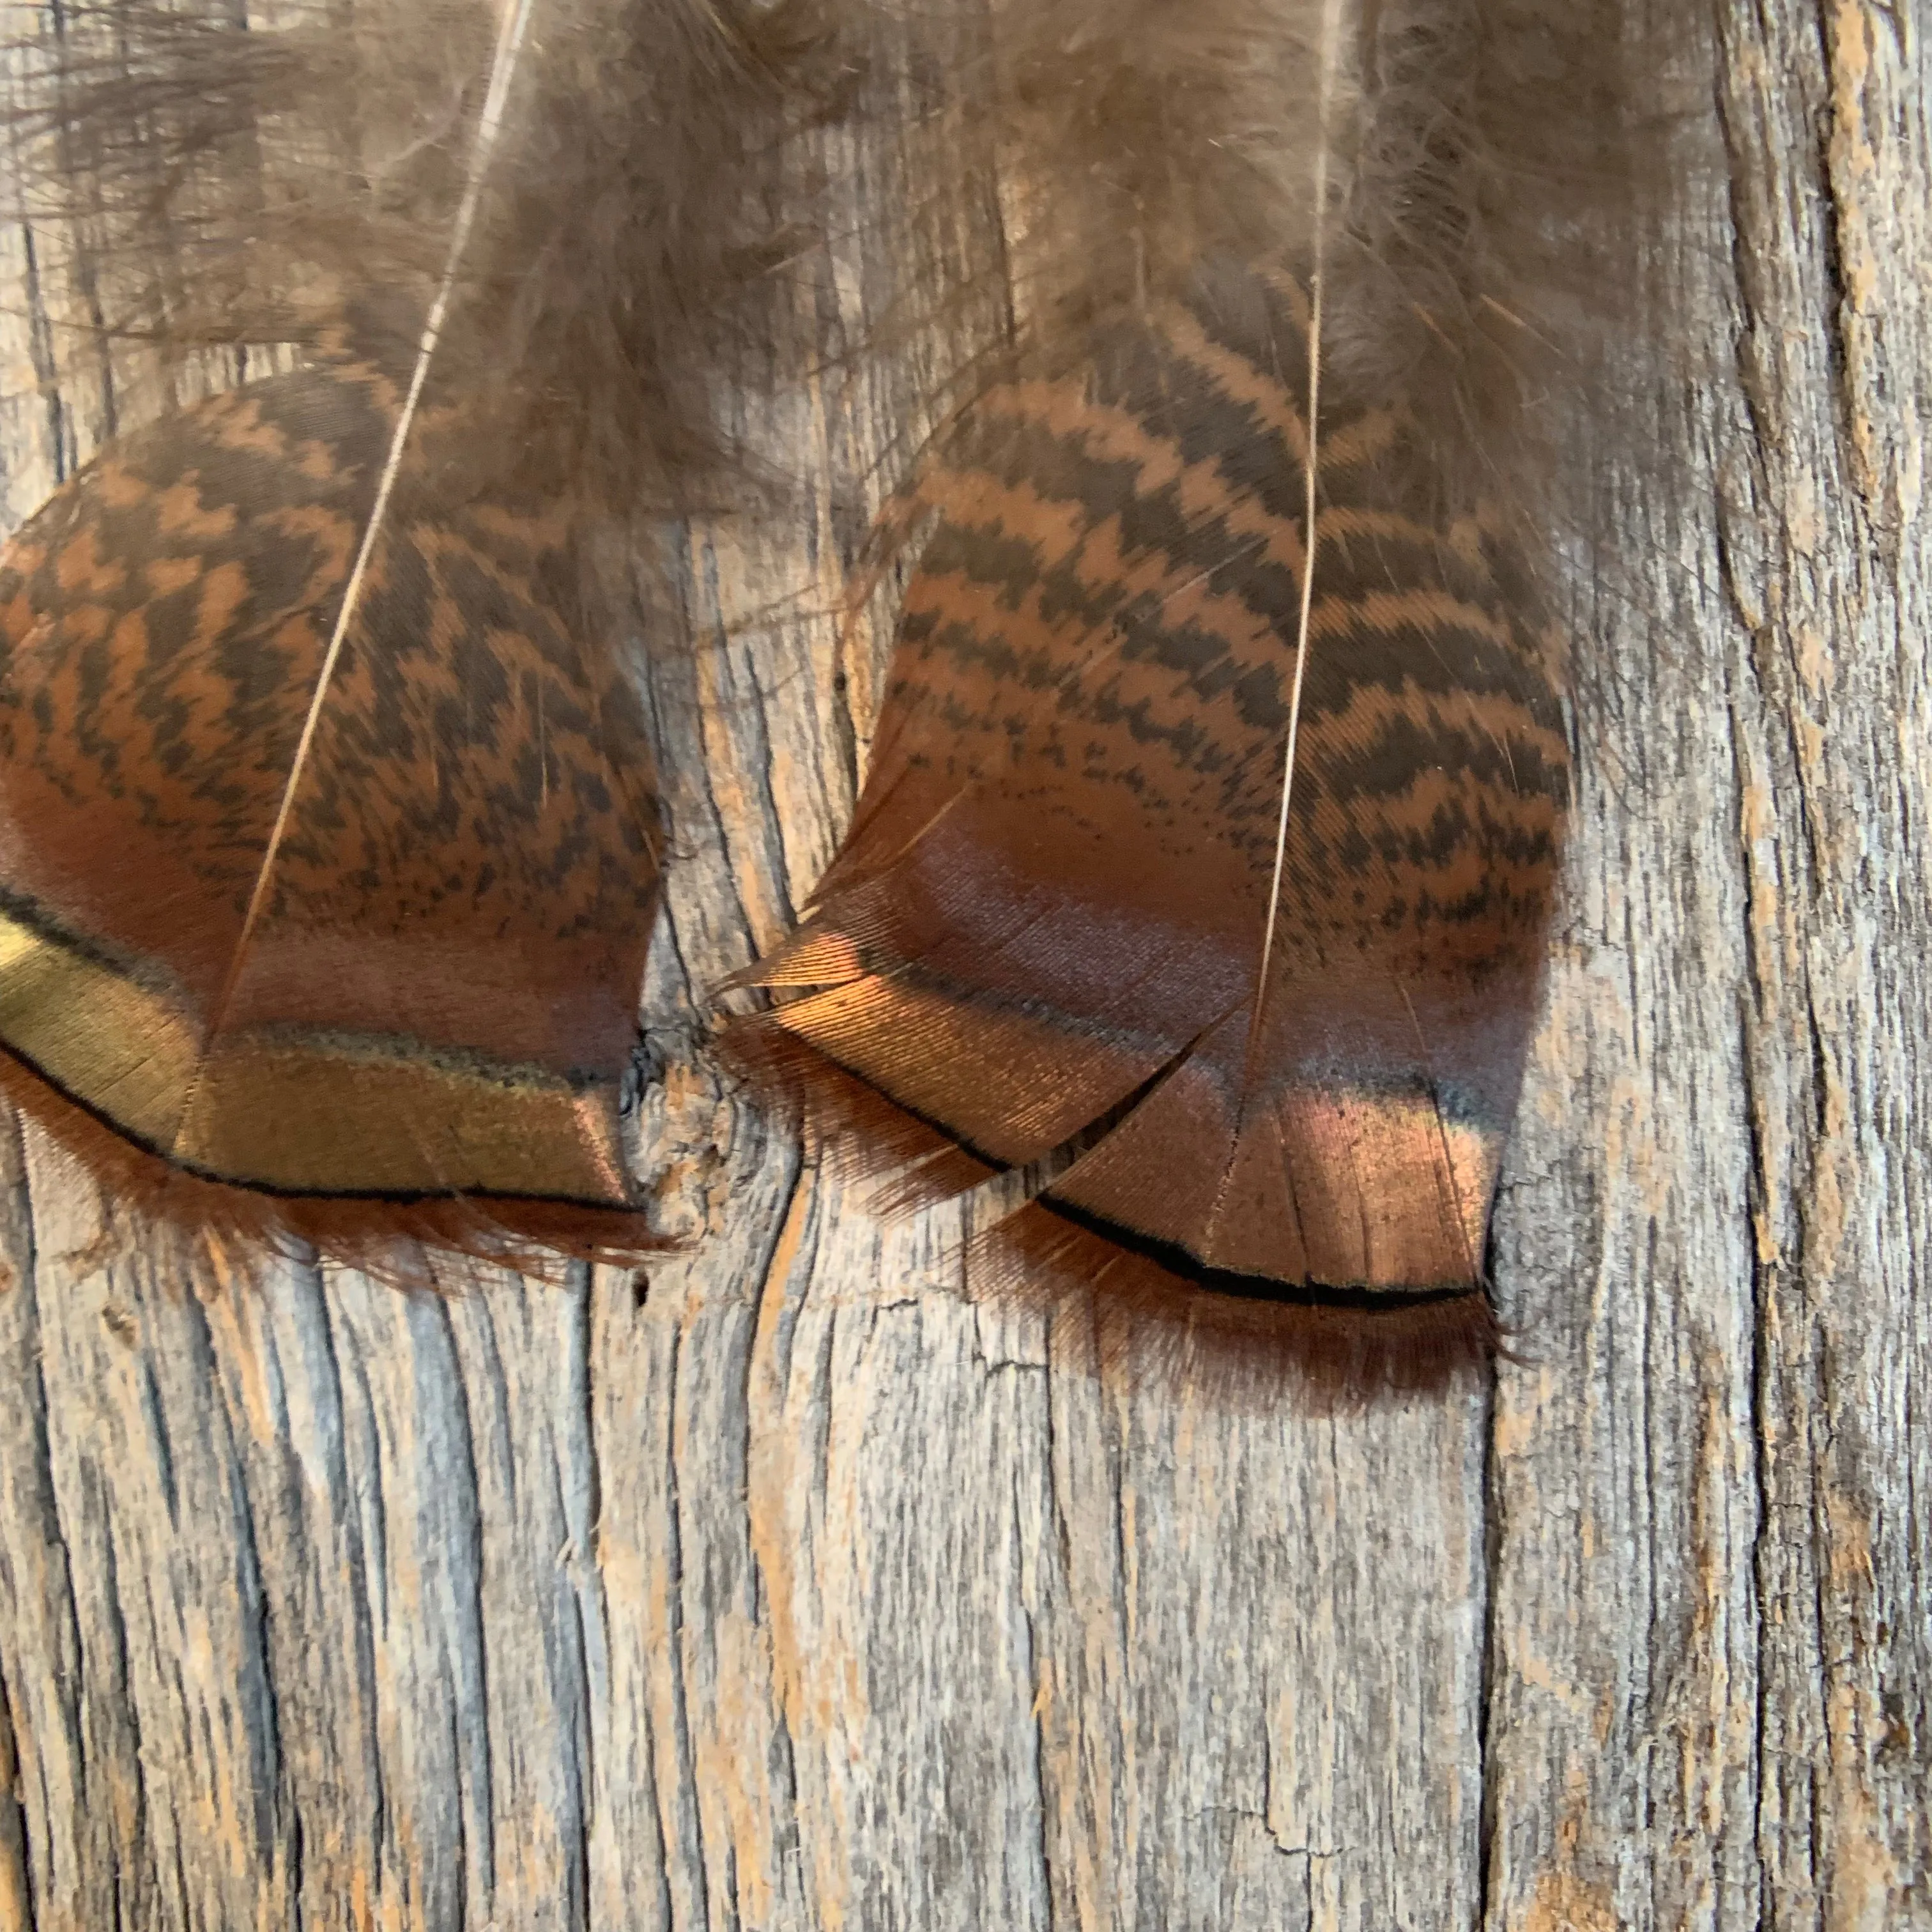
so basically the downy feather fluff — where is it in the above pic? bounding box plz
[3,0,850,510]
[729,0,1666,1393]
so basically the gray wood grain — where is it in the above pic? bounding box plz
[0,3,1924,1927]
[1484,5,1931,1928]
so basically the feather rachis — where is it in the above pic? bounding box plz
[190,0,535,1089]
[1250,0,1346,1064]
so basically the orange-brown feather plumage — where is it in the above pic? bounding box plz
[733,264,1569,1393]
[0,347,666,1269]
[716,0,1670,1393]
[0,0,1671,1320]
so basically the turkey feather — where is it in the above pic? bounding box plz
[730,0,1667,1392]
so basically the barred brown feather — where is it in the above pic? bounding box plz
[733,264,1568,1390]
[0,338,666,1271]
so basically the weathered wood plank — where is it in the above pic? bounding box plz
[0,3,1923,1928]
[1485,4,1931,1928]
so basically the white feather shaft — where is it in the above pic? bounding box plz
[189,0,538,1102]
[1253,0,1347,1031]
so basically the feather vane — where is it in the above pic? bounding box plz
[0,333,665,1269]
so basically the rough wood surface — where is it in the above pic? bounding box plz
[0,4,1925,1928]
